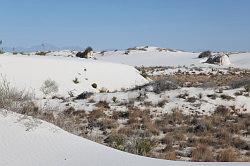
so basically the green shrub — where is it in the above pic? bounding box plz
[198,51,211,58]
[91,83,97,89]
[105,134,125,151]
[35,51,49,56]
[135,139,152,156]
[73,78,80,84]
[245,84,250,92]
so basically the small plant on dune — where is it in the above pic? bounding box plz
[220,94,234,101]
[198,51,212,58]
[40,79,59,95]
[140,68,148,79]
[112,96,117,103]
[35,51,49,56]
[76,46,93,58]
[245,84,250,92]
[91,83,97,89]
[73,77,80,84]
[0,77,32,111]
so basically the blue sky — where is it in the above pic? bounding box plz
[0,0,250,51]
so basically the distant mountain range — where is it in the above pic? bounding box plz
[3,43,84,52]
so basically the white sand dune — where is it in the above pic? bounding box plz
[0,55,148,97]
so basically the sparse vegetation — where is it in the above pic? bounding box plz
[73,77,80,84]
[198,51,212,58]
[91,83,97,89]
[1,64,250,162]
[76,47,93,58]
[40,79,59,95]
[35,51,50,56]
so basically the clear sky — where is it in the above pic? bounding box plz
[0,0,250,51]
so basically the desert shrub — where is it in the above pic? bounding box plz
[41,111,56,123]
[127,109,142,127]
[131,79,178,93]
[88,108,105,121]
[156,99,168,107]
[99,117,118,131]
[135,139,152,156]
[75,92,93,100]
[171,108,184,124]
[105,134,126,151]
[84,47,93,54]
[0,78,32,111]
[192,144,214,161]
[198,93,203,99]
[124,50,130,55]
[62,107,75,116]
[198,51,211,58]
[220,94,234,100]
[193,123,208,134]
[216,127,231,145]
[35,51,49,56]
[161,135,174,151]
[245,84,250,92]
[232,137,249,150]
[76,52,85,58]
[95,100,110,109]
[20,101,39,116]
[127,47,137,51]
[140,68,148,78]
[177,92,189,99]
[216,147,238,162]
[91,83,97,89]
[165,151,177,160]
[142,116,159,135]
[197,136,215,146]
[73,78,80,84]
[112,111,129,120]
[112,96,117,103]
[207,94,217,100]
[186,97,197,103]
[40,79,59,95]
[151,79,179,94]
[230,78,250,89]
[214,105,231,117]
[76,47,93,58]
[234,91,243,96]
[118,126,134,136]
[173,130,186,141]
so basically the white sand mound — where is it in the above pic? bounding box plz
[0,55,148,97]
